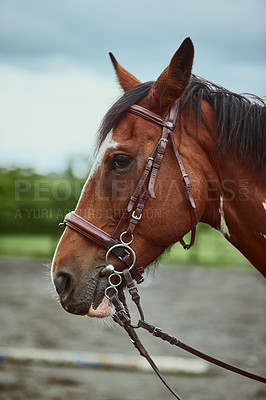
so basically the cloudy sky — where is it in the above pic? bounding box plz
[0,0,265,174]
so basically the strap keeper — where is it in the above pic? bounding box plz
[152,326,162,336]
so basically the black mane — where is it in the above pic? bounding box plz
[97,76,266,165]
[181,76,266,166]
[97,81,153,150]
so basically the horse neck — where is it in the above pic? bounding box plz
[197,114,266,276]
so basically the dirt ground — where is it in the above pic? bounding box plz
[0,258,265,400]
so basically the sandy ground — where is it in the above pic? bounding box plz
[0,258,265,400]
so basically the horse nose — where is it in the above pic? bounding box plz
[54,271,75,301]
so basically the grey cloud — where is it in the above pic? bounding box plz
[0,0,265,93]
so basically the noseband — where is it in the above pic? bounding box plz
[60,101,266,399]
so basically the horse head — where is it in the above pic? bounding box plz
[51,37,266,317]
[51,38,206,316]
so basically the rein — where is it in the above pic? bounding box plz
[60,101,266,398]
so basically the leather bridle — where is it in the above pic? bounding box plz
[60,101,266,399]
[61,100,196,283]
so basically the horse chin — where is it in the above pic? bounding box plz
[88,272,112,318]
[88,297,112,318]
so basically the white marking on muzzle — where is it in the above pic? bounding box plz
[76,131,118,208]
[50,228,67,288]
[51,132,118,288]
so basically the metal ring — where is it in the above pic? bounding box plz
[105,243,136,274]
[108,273,122,288]
[120,231,134,245]
[105,285,118,300]
[132,211,142,221]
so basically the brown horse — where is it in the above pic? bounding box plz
[51,38,266,318]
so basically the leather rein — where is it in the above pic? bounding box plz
[60,101,266,399]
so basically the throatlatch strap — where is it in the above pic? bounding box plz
[168,132,197,249]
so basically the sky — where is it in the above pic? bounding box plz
[0,0,265,175]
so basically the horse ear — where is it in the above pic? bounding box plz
[109,52,142,92]
[146,38,194,110]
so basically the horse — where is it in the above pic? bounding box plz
[51,37,265,319]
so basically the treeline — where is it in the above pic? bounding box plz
[0,167,247,267]
[0,165,210,238]
[0,167,86,234]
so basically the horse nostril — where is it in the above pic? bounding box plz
[54,271,75,300]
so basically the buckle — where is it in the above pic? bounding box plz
[152,326,162,336]
[132,211,142,221]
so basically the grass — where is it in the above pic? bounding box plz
[0,225,251,270]
[0,234,59,261]
[163,226,250,270]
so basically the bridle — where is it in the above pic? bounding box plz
[61,100,196,283]
[60,101,266,398]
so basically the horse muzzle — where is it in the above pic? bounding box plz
[53,267,109,316]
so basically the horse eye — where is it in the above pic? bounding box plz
[112,155,132,170]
